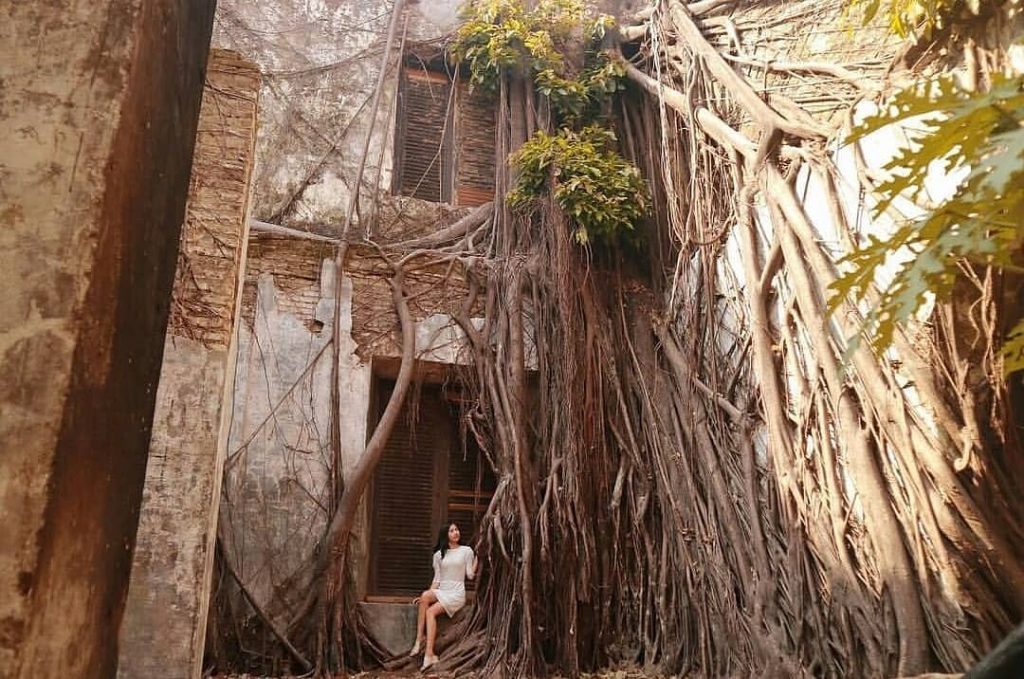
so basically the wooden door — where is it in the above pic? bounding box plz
[369,382,449,597]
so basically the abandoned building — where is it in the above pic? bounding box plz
[2,0,1023,678]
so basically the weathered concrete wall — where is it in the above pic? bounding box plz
[204,0,474,639]
[202,0,499,661]
[117,50,261,679]
[211,0,462,231]
[215,236,482,638]
[0,2,215,677]
[220,239,341,624]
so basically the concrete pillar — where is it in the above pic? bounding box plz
[0,2,215,678]
[117,50,260,679]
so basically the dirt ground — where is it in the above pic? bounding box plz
[215,671,668,678]
[214,671,960,678]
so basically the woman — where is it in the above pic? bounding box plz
[409,522,479,670]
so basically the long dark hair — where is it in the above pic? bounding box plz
[434,522,459,560]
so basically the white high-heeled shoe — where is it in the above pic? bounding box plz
[408,639,421,656]
[421,653,439,670]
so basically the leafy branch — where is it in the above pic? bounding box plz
[451,0,622,123]
[508,125,649,245]
[829,72,1024,372]
[451,0,647,247]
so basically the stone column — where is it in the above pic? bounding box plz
[0,2,215,678]
[117,50,261,679]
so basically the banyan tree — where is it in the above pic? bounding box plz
[208,0,1024,676]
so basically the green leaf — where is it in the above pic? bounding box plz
[507,125,648,247]
[1002,319,1024,375]
[833,72,1024,361]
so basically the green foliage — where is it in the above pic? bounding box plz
[452,0,647,248]
[1004,321,1024,372]
[847,0,978,38]
[508,126,649,245]
[829,72,1024,373]
[450,0,623,124]
[535,56,626,123]
[449,0,532,92]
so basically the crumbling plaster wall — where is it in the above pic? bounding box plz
[0,2,215,677]
[221,237,482,627]
[211,0,477,628]
[221,239,342,619]
[211,0,463,232]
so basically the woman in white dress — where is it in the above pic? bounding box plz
[409,522,479,669]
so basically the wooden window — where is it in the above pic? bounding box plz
[368,381,496,598]
[392,69,454,203]
[368,381,446,597]
[453,83,497,207]
[446,434,496,594]
[392,66,495,207]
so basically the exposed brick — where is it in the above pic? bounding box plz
[167,51,262,349]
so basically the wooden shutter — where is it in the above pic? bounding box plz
[446,434,496,592]
[369,381,497,597]
[370,383,450,597]
[394,70,454,203]
[454,84,496,207]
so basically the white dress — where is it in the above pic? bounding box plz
[431,545,476,616]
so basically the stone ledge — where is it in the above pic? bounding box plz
[358,601,418,657]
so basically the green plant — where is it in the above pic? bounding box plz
[508,126,649,245]
[829,72,1024,372]
[847,0,971,37]
[450,0,533,92]
[450,0,623,123]
[452,0,647,248]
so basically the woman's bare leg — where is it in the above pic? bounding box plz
[414,590,436,648]
[425,602,446,658]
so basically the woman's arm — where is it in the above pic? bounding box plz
[466,546,478,580]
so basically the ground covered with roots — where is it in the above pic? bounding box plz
[215,672,673,679]
[215,670,965,678]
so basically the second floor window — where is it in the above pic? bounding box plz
[392,65,495,207]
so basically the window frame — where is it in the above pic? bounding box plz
[391,59,495,207]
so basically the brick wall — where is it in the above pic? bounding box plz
[241,236,332,327]
[168,51,263,347]
[346,244,482,360]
